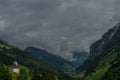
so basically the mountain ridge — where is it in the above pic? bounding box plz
[25,46,75,73]
[90,23,120,59]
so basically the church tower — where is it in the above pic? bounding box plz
[13,60,18,66]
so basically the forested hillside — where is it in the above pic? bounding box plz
[0,40,74,80]
[25,47,75,73]
[76,45,120,80]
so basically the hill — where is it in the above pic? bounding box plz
[0,40,74,80]
[25,47,75,73]
[0,40,51,70]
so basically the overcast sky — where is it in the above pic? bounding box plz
[0,0,120,60]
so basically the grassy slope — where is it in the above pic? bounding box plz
[11,65,30,80]
[76,46,120,80]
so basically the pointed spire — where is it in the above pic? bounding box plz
[13,59,18,66]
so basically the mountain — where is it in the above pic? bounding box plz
[76,23,120,80]
[0,40,75,80]
[90,23,120,59]
[76,44,120,80]
[25,47,75,73]
[71,52,88,67]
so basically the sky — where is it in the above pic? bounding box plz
[0,0,120,60]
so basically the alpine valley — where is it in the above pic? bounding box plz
[0,23,120,80]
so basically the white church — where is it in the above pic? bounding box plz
[11,60,20,73]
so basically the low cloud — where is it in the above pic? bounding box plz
[0,0,119,60]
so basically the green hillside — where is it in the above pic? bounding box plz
[0,40,63,80]
[0,40,48,80]
[0,40,50,68]
[75,45,120,80]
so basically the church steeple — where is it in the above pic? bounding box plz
[13,60,18,66]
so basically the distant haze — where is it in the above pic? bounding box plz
[0,0,120,60]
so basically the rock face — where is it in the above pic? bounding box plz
[78,22,120,74]
[90,23,120,59]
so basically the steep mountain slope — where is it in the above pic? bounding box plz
[90,23,120,59]
[76,23,120,80]
[76,45,120,80]
[25,47,75,73]
[71,52,88,67]
[102,49,120,80]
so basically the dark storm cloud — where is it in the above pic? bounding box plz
[0,0,119,60]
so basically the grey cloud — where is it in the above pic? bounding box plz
[0,0,119,60]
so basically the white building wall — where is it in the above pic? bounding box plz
[12,68,19,73]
